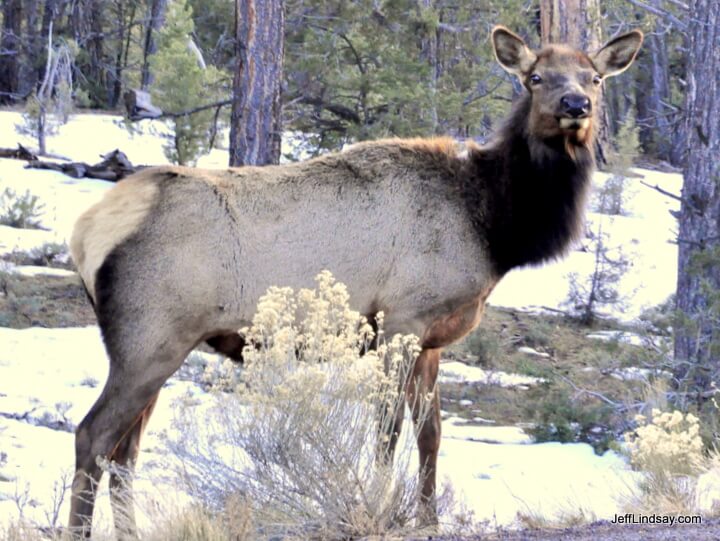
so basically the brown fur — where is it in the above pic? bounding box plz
[67,26,642,538]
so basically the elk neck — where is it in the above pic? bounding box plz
[466,93,595,277]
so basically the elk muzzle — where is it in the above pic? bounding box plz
[560,94,591,118]
[559,94,591,130]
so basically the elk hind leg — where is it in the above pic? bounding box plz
[108,392,159,538]
[69,335,195,538]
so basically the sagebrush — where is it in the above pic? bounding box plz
[166,271,443,539]
[623,408,720,516]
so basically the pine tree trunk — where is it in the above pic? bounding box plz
[539,0,610,165]
[110,1,137,108]
[635,2,676,163]
[0,0,23,103]
[673,0,720,403]
[540,0,601,50]
[418,0,439,134]
[229,0,284,166]
[71,0,106,106]
[141,0,166,90]
[89,0,107,105]
[20,0,41,96]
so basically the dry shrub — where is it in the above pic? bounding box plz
[626,409,703,476]
[166,271,434,539]
[0,521,46,541]
[124,497,253,541]
[623,408,720,516]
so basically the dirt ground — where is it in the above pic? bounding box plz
[420,518,720,540]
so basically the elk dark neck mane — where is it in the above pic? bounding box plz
[468,94,595,276]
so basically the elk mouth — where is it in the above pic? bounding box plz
[558,117,591,131]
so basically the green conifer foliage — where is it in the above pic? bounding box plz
[151,0,224,165]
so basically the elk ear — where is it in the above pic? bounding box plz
[591,30,643,77]
[492,26,537,76]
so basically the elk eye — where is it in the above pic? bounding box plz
[593,74,602,85]
[529,74,542,85]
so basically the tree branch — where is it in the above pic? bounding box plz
[292,95,361,124]
[307,23,366,75]
[129,98,232,121]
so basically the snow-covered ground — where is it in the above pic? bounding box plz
[0,326,641,531]
[0,111,682,533]
[489,169,680,322]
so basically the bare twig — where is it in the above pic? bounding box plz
[625,0,687,29]
[663,0,689,10]
[207,102,224,150]
[640,180,683,202]
[557,374,621,408]
[308,23,368,75]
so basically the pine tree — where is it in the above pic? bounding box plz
[673,0,720,408]
[282,0,531,154]
[151,0,224,165]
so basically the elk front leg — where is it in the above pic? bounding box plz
[407,347,441,525]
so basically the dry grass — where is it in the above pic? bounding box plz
[443,305,675,452]
[1,499,254,541]
[1,521,47,541]
[0,271,94,328]
[517,507,597,531]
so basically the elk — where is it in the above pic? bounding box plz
[67,26,642,537]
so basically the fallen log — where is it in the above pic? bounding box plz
[0,144,38,161]
[25,149,143,182]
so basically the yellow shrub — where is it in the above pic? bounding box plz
[625,409,704,476]
[172,271,432,539]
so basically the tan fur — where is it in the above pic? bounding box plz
[395,136,462,156]
[590,31,644,77]
[492,26,537,75]
[70,170,161,300]
[421,281,496,349]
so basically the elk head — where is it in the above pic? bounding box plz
[491,26,643,146]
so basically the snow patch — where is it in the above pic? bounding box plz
[443,417,532,444]
[439,361,545,388]
[0,224,60,256]
[586,330,646,347]
[1,262,75,278]
[517,346,551,358]
[610,366,673,382]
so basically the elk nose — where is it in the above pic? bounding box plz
[560,94,591,118]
